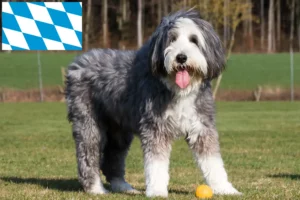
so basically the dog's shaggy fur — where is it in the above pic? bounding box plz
[65,10,241,197]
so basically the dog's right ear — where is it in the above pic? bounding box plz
[149,32,163,76]
[148,20,169,77]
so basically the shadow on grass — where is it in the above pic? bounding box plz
[1,176,191,195]
[169,189,190,195]
[0,177,83,192]
[267,173,300,180]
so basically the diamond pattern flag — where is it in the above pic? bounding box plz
[2,2,82,50]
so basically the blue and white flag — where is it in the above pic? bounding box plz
[2,2,82,50]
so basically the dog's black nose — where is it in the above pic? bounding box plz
[176,54,187,64]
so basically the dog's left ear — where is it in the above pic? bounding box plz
[195,20,226,80]
[148,20,169,76]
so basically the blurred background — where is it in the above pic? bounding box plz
[0,0,299,102]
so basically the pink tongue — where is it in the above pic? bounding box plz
[175,70,190,89]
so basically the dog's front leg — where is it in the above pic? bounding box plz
[186,128,241,195]
[141,133,172,198]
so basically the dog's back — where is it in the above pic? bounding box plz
[65,49,136,122]
[66,49,136,84]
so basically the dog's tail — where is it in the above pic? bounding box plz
[65,49,102,122]
[65,55,91,123]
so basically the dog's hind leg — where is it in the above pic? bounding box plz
[67,85,108,195]
[66,61,109,194]
[72,115,108,195]
[101,128,139,194]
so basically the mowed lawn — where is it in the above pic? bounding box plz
[0,102,300,199]
[0,52,299,90]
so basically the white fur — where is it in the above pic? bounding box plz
[87,176,108,195]
[68,69,83,80]
[177,17,206,49]
[145,156,170,197]
[164,17,208,76]
[68,63,84,80]
[110,178,141,194]
[195,154,241,195]
[164,92,204,137]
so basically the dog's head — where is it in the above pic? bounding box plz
[149,9,225,95]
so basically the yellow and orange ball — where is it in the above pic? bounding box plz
[195,185,213,199]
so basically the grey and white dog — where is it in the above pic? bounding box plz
[65,9,241,197]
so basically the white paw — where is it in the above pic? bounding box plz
[110,179,141,194]
[87,186,109,195]
[86,176,109,195]
[146,188,168,198]
[211,182,242,195]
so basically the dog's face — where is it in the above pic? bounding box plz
[149,10,225,95]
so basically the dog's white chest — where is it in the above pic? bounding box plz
[164,94,203,135]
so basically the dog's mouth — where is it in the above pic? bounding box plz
[175,68,190,89]
[170,63,204,89]
[172,64,196,89]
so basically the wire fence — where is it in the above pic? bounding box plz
[0,51,299,102]
[0,51,78,102]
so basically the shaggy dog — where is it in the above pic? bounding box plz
[65,9,241,197]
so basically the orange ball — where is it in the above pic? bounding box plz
[195,185,213,199]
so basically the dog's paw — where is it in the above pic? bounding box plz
[87,186,109,195]
[124,188,142,194]
[110,179,141,194]
[146,188,168,198]
[211,182,242,195]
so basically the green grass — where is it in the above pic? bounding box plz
[0,52,77,89]
[0,102,300,199]
[222,53,300,89]
[0,52,299,90]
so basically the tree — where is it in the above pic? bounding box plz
[85,0,92,51]
[122,0,128,21]
[289,0,295,101]
[261,0,265,50]
[242,0,252,51]
[171,0,175,12]
[209,0,253,98]
[137,0,143,48]
[157,0,161,25]
[276,0,281,49]
[163,0,168,16]
[248,0,253,51]
[223,0,229,49]
[203,0,209,20]
[268,0,275,53]
[297,0,300,51]
[289,0,295,52]
[151,0,155,21]
[102,0,108,48]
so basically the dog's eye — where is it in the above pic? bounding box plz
[189,35,198,45]
[170,36,177,43]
